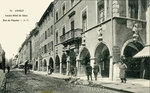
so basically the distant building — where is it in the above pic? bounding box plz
[0,44,6,69]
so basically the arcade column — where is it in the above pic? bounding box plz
[90,57,95,78]
[66,56,70,75]
[60,62,62,74]
[112,46,121,81]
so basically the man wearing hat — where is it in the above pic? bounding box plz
[85,62,92,81]
[93,62,99,80]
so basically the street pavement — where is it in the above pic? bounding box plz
[0,70,6,92]
[5,70,124,93]
[32,70,150,93]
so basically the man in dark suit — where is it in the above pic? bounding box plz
[86,62,92,81]
[93,62,99,80]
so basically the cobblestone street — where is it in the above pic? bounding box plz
[5,70,125,93]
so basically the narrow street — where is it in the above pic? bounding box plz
[5,69,125,93]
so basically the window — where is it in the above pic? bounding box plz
[56,32,58,44]
[62,26,65,35]
[107,0,110,18]
[47,28,50,37]
[45,31,47,39]
[62,4,65,15]
[51,10,53,17]
[44,45,47,53]
[48,14,50,21]
[48,42,51,51]
[82,10,87,31]
[97,0,104,23]
[71,0,74,7]
[56,11,58,21]
[51,41,53,51]
[128,0,138,19]
[51,25,53,35]
[71,20,74,30]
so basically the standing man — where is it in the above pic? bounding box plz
[119,60,127,83]
[93,62,99,80]
[24,61,28,75]
[85,62,92,81]
[6,65,10,73]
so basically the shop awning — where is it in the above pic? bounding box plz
[133,46,150,58]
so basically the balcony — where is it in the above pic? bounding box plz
[60,28,82,44]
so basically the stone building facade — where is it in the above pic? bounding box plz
[17,0,150,80]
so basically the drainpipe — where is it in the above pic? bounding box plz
[110,0,114,81]
[146,1,150,46]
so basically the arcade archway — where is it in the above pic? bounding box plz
[79,47,91,75]
[95,43,110,77]
[44,59,47,71]
[49,58,54,69]
[69,50,76,67]
[35,61,38,70]
[62,53,67,74]
[55,55,60,73]
[123,41,144,78]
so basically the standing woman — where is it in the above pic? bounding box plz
[119,60,127,83]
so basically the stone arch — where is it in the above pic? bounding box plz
[94,42,110,77]
[94,41,112,56]
[43,59,47,71]
[78,47,91,75]
[61,53,67,74]
[49,57,54,69]
[35,61,38,70]
[55,55,60,73]
[121,39,144,78]
[121,39,144,56]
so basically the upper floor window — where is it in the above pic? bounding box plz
[56,11,58,21]
[71,20,74,30]
[51,41,53,51]
[45,31,47,39]
[62,3,65,15]
[51,25,53,35]
[48,28,50,37]
[82,10,87,31]
[62,26,65,35]
[128,0,138,19]
[48,42,50,51]
[71,0,74,7]
[56,31,58,44]
[48,14,50,21]
[97,0,104,23]
[44,45,47,53]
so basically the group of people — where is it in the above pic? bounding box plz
[3,65,10,73]
[85,62,99,81]
[85,59,127,83]
[68,66,77,77]
[48,65,54,75]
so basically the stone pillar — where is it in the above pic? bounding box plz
[66,56,70,75]
[38,58,40,71]
[90,57,95,79]
[32,60,34,71]
[76,58,81,77]
[112,46,120,81]
[60,62,62,74]
[109,56,113,80]
[113,62,120,81]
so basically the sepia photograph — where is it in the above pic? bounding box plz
[0,0,150,93]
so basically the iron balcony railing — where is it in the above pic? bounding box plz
[60,28,82,44]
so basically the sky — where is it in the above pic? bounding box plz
[0,0,53,59]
